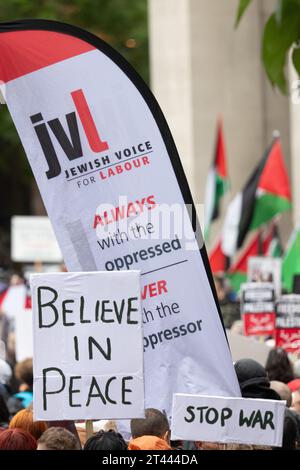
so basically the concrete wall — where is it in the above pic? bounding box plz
[149,0,293,247]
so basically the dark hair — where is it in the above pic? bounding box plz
[0,395,9,424]
[265,348,294,384]
[15,358,33,390]
[84,430,127,450]
[0,428,37,450]
[130,408,169,439]
[38,427,80,450]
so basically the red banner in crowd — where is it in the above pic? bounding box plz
[241,282,275,337]
[243,312,275,337]
[275,328,300,354]
[275,295,300,354]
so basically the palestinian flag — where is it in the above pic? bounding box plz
[222,137,291,258]
[227,223,280,292]
[209,239,228,273]
[227,232,262,292]
[282,225,300,292]
[204,120,229,239]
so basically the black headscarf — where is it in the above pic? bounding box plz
[234,358,281,400]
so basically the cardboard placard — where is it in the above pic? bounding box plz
[171,394,285,447]
[248,257,281,297]
[11,216,62,263]
[275,295,300,354]
[31,271,144,420]
[241,283,275,336]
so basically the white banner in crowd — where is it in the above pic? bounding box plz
[171,394,285,447]
[11,216,62,263]
[248,257,282,298]
[0,20,240,417]
[30,271,144,420]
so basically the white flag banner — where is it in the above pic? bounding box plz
[171,394,285,447]
[30,271,144,421]
[0,20,240,416]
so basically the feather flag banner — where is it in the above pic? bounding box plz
[0,20,240,418]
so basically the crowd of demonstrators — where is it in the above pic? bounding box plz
[0,355,299,450]
[1,273,300,450]
[0,365,299,451]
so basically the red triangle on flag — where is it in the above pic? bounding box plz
[215,119,228,179]
[209,240,227,273]
[258,139,291,201]
[229,232,261,275]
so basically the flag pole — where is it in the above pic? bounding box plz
[85,420,93,440]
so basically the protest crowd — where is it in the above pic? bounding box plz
[0,268,299,451]
[2,0,300,455]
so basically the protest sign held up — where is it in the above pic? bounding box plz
[30,271,144,421]
[11,216,62,263]
[275,295,300,355]
[248,257,282,298]
[240,282,276,337]
[171,394,285,447]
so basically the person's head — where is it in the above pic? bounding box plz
[270,381,292,407]
[265,348,294,384]
[75,419,118,446]
[130,408,170,442]
[0,428,37,450]
[15,358,33,391]
[128,435,171,450]
[0,395,9,425]
[84,430,127,450]
[234,358,281,400]
[9,408,47,440]
[37,427,80,450]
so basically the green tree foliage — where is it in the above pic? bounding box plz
[235,0,300,94]
[0,0,148,218]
